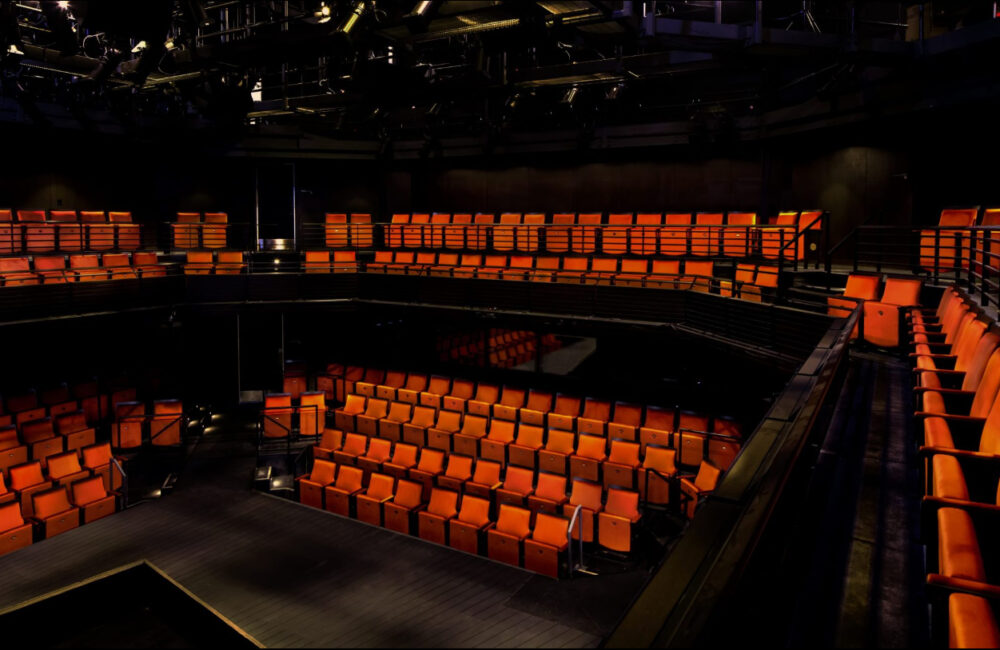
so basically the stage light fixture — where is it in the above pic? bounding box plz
[316,2,332,24]
[560,86,579,106]
[131,40,148,54]
[337,1,366,35]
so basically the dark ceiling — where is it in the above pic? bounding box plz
[1,1,999,155]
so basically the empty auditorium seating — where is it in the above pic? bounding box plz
[862,277,923,348]
[920,208,979,272]
[680,461,722,519]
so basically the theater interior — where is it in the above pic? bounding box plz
[1,1,1000,647]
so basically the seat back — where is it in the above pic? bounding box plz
[525,390,553,412]
[472,459,502,486]
[434,409,463,433]
[532,512,570,546]
[495,504,532,536]
[608,440,640,465]
[568,479,603,509]
[309,459,337,484]
[605,488,640,519]
[427,488,459,518]
[33,487,73,518]
[335,466,364,491]
[503,466,534,493]
[0,501,24,532]
[390,443,418,467]
[535,472,567,501]
[365,473,395,500]
[880,277,922,306]
[457,495,491,526]
[409,405,437,428]
[545,430,575,454]
[612,402,642,426]
[693,461,722,492]
[444,454,473,479]
[393,479,424,508]
[416,448,445,473]
[515,423,544,447]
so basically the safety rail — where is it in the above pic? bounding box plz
[256,404,324,467]
[834,224,1000,310]
[606,298,858,647]
[298,216,829,270]
[109,455,129,510]
[566,503,585,578]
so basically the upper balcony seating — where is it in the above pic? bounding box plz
[172,211,229,249]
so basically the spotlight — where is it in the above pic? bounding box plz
[57,1,70,9]
[425,102,442,118]
[404,0,438,33]
[605,83,624,101]
[337,1,366,35]
[131,40,148,53]
[316,2,332,24]
[560,86,579,106]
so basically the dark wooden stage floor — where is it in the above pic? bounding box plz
[0,416,649,647]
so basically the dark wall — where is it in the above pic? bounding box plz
[5,107,1000,250]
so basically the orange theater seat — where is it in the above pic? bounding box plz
[390,404,427,445]
[424,409,465,452]
[569,434,606,483]
[20,209,55,253]
[0,501,32,557]
[333,432,368,466]
[80,211,111,251]
[8,461,53,517]
[598,488,641,552]
[383,478,424,534]
[0,257,39,286]
[46,451,90,486]
[355,397,389,437]
[110,212,141,250]
[690,212,724,256]
[507,423,545,469]
[183,251,214,275]
[150,399,183,446]
[382,442,419,480]
[572,213,600,254]
[448,494,491,554]
[487,504,532,568]
[133,251,166,278]
[31,487,79,538]
[50,210,81,251]
[722,212,757,257]
[0,208,22,254]
[355,472,396,526]
[355,438,392,479]
[305,250,332,273]
[435,454,474,492]
[527,472,568,514]
[263,393,293,438]
[920,208,978,271]
[298,392,326,437]
[524,512,571,578]
[464,459,503,499]
[21,417,64,464]
[417,487,459,545]
[680,461,722,519]
[324,213,349,248]
[333,394,366,432]
[948,593,1000,648]
[215,251,244,274]
[296,458,337,509]
[349,212,373,247]
[202,212,228,249]
[496,465,535,507]
[408,448,446,499]
[70,475,116,523]
[34,256,69,284]
[81,442,123,492]
[324,465,364,516]
[0,426,27,474]
[862,277,923,348]
[638,446,677,504]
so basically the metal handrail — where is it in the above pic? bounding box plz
[566,503,584,578]
[109,455,129,509]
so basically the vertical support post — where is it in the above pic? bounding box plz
[714,1,722,23]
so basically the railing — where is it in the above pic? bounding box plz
[606,299,858,647]
[110,455,129,509]
[566,504,585,578]
[836,224,1000,310]
[297,217,829,271]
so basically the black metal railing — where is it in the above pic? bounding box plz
[836,224,1000,310]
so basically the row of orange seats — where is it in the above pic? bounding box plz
[0,252,166,287]
[259,392,326,438]
[0,384,133,473]
[183,250,246,275]
[321,366,742,466]
[110,399,184,449]
[826,274,924,348]
[171,212,229,249]
[0,442,121,556]
[330,390,735,489]
[0,209,141,254]
[322,213,375,248]
[366,251,719,289]
[297,454,609,578]
[919,207,1000,272]
[380,210,820,260]
[437,330,559,368]
[909,287,1000,646]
